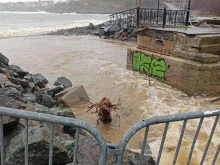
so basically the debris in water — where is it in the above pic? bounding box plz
[81,97,121,124]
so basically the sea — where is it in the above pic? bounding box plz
[0,11,109,37]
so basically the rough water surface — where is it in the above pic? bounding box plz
[0,35,219,165]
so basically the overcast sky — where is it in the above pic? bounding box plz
[0,0,65,3]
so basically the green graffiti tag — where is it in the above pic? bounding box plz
[132,51,167,78]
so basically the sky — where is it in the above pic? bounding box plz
[0,0,65,3]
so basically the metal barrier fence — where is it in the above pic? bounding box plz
[116,110,220,165]
[109,7,189,28]
[0,107,107,165]
[0,107,219,165]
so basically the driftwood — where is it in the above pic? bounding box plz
[80,97,120,123]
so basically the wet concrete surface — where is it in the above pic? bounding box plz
[0,35,219,164]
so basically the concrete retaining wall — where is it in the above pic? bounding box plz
[127,47,220,96]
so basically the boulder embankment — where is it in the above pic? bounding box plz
[0,52,155,165]
[47,21,138,42]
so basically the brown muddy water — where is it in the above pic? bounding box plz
[1,35,219,164]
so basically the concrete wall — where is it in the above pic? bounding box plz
[127,36,220,95]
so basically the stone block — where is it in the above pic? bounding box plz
[191,34,220,48]
[200,44,220,55]
[57,85,89,107]
[173,48,219,64]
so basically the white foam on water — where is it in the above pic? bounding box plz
[0,11,109,37]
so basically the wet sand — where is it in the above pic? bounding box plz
[0,35,219,164]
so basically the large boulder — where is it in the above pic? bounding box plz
[32,73,48,88]
[9,65,29,78]
[35,92,57,108]
[0,95,20,133]
[51,106,76,136]
[47,85,65,97]
[0,53,9,66]
[0,87,21,101]
[0,62,8,69]
[5,126,72,165]
[10,77,29,88]
[54,77,72,88]
[56,85,89,107]
[26,102,50,114]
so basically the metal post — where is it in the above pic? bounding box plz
[156,0,160,24]
[136,7,140,27]
[185,0,192,26]
[162,7,167,28]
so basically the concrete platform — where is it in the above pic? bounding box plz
[149,27,220,35]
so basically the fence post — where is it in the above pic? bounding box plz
[136,7,140,27]
[162,7,167,28]
[185,0,192,26]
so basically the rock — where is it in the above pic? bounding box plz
[100,36,109,39]
[51,106,76,136]
[35,92,57,108]
[4,123,24,148]
[51,106,76,118]
[121,36,128,41]
[0,87,21,99]
[59,133,75,152]
[123,149,155,165]
[10,77,29,88]
[0,95,20,133]
[5,126,72,165]
[21,93,37,103]
[26,103,50,114]
[54,77,72,88]
[0,62,8,68]
[128,37,137,41]
[9,65,29,78]
[0,73,8,85]
[34,80,45,88]
[121,31,129,37]
[10,70,19,78]
[109,25,121,34]
[16,85,24,93]
[89,23,95,29]
[75,135,100,165]
[2,81,16,88]
[0,53,9,65]
[92,31,99,36]
[2,116,20,134]
[47,85,64,97]
[57,85,89,107]
[32,73,48,85]
[24,74,32,82]
[0,68,11,79]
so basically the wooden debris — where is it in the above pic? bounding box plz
[81,97,120,124]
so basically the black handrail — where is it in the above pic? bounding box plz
[109,7,189,28]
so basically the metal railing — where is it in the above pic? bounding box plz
[109,8,138,28]
[109,7,189,28]
[0,107,107,165]
[0,107,219,165]
[116,110,220,165]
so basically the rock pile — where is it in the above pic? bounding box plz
[47,21,138,41]
[0,52,91,165]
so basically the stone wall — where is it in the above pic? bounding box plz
[127,31,220,96]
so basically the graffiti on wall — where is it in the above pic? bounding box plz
[132,51,167,78]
